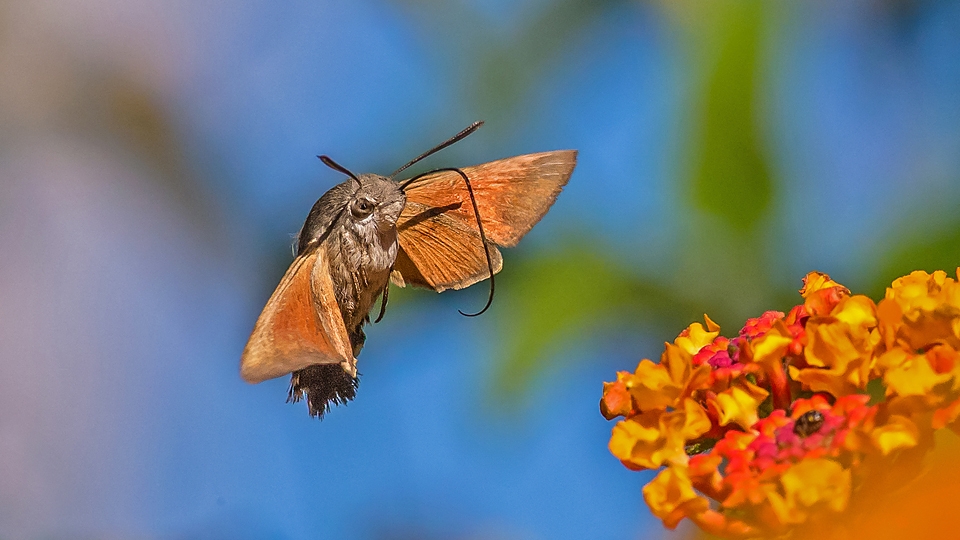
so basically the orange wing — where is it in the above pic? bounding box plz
[393,201,504,292]
[240,246,355,383]
[393,150,576,292]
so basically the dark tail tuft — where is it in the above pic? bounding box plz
[288,364,360,419]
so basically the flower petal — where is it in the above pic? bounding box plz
[642,466,710,529]
[871,415,920,455]
[714,380,769,430]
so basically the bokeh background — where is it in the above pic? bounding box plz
[2,1,959,538]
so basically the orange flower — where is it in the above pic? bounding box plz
[800,271,851,317]
[740,317,794,409]
[799,272,849,298]
[932,397,960,433]
[599,371,635,419]
[791,451,960,540]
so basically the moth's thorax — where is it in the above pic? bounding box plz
[301,174,406,338]
[332,217,397,332]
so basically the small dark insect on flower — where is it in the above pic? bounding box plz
[793,410,825,437]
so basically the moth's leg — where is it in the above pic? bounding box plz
[349,326,366,358]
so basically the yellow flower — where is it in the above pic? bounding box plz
[794,295,879,396]
[778,459,851,523]
[800,272,849,298]
[882,348,954,398]
[713,379,769,430]
[608,399,711,470]
[876,297,904,351]
[884,270,960,350]
[871,414,920,455]
[675,319,720,356]
[600,339,713,419]
[833,294,878,328]
[877,345,960,431]
[640,343,712,410]
[745,319,793,369]
[630,359,684,410]
[887,270,952,312]
[609,410,664,469]
[643,466,710,529]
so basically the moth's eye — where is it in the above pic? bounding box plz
[350,198,375,219]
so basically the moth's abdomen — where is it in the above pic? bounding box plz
[287,229,396,419]
[285,176,404,419]
[288,364,359,419]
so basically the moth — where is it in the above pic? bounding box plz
[240,121,576,418]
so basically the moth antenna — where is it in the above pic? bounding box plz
[374,278,390,323]
[319,155,362,190]
[398,167,495,317]
[392,121,484,182]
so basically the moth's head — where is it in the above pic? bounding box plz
[347,174,405,228]
[295,158,407,255]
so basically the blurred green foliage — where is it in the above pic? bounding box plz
[490,1,786,402]
[689,1,771,232]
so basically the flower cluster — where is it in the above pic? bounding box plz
[600,270,960,538]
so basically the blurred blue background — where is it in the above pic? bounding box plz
[2,1,959,538]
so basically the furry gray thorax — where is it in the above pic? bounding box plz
[289,174,406,417]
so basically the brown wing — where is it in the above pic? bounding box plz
[240,246,355,383]
[393,150,576,291]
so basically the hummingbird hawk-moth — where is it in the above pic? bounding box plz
[240,121,576,418]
